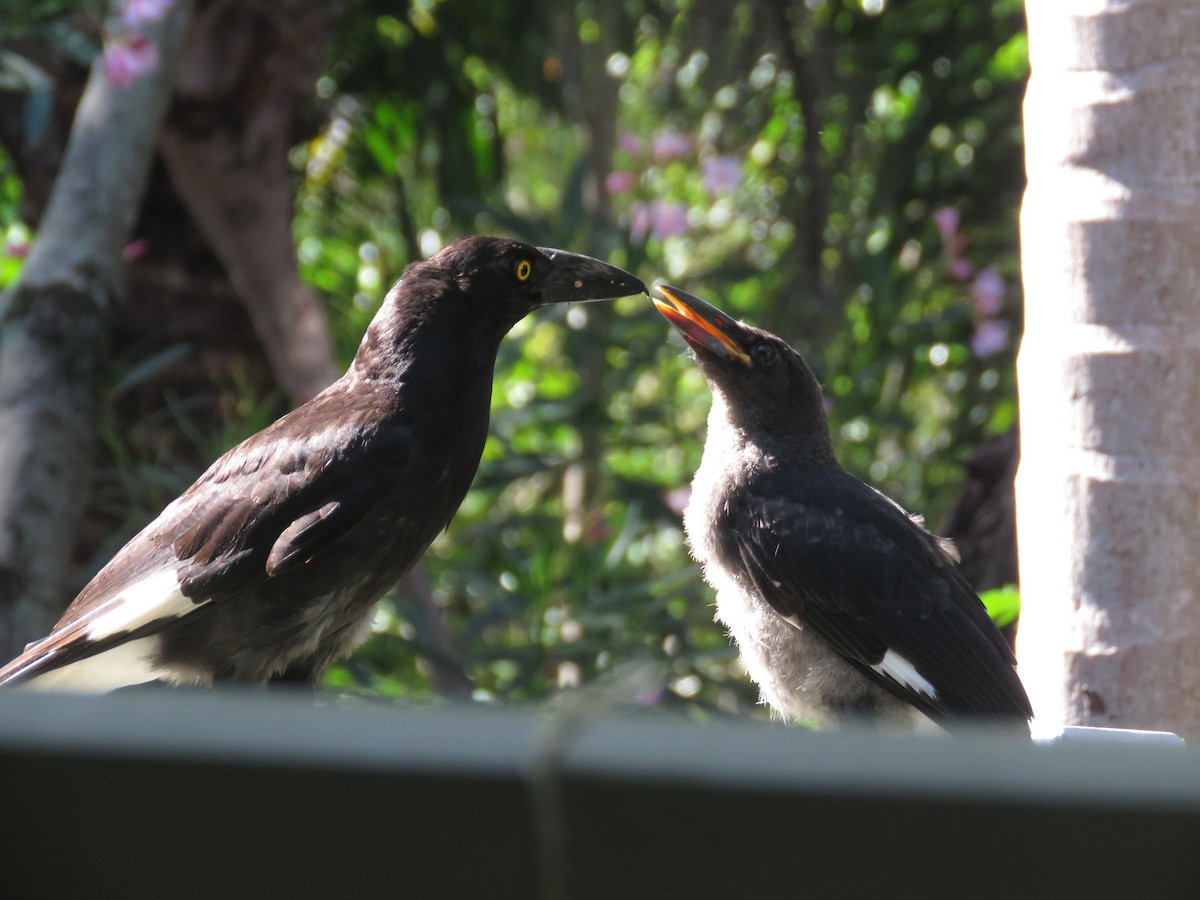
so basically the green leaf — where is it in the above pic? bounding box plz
[989,33,1029,81]
[979,585,1020,628]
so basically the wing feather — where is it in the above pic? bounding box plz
[0,393,415,687]
[727,469,1031,723]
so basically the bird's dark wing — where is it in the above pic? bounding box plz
[726,470,1032,724]
[0,394,415,687]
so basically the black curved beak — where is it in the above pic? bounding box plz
[652,284,752,365]
[536,247,646,304]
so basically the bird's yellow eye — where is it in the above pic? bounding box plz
[515,259,532,282]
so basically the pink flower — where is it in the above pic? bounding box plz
[971,266,1005,317]
[970,319,1010,358]
[123,237,150,261]
[605,170,636,195]
[651,130,692,162]
[949,258,974,281]
[618,133,643,155]
[121,0,173,26]
[104,35,159,87]
[663,486,691,517]
[630,203,651,243]
[653,201,689,239]
[630,200,689,243]
[4,240,29,259]
[701,155,742,196]
[932,206,959,241]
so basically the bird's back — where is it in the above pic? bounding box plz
[2,373,491,689]
[689,431,1031,729]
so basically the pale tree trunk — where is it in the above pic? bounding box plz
[0,1,193,658]
[1018,0,1200,735]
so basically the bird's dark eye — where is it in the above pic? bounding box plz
[751,342,778,366]
[515,259,533,282]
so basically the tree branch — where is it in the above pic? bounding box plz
[0,0,194,657]
[159,0,341,403]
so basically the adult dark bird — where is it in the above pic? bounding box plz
[652,284,1032,732]
[0,236,644,691]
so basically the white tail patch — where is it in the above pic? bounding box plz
[84,569,205,641]
[873,648,939,700]
[19,637,164,693]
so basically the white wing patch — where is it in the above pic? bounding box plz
[84,568,205,641]
[873,648,939,700]
[19,637,164,693]
[1,569,209,692]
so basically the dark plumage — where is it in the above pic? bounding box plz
[1,236,644,690]
[652,284,1032,731]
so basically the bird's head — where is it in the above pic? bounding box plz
[354,236,644,380]
[429,236,645,323]
[653,284,835,458]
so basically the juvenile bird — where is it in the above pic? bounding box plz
[652,284,1032,731]
[1,237,644,690]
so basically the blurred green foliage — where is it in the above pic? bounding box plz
[0,148,27,288]
[302,0,1027,716]
[3,0,1027,718]
[980,585,1020,630]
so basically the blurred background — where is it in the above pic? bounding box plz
[0,0,1026,717]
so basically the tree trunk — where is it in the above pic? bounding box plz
[159,0,341,403]
[1017,0,1200,735]
[0,1,193,658]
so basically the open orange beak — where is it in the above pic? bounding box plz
[652,284,752,365]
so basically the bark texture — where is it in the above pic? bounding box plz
[1018,0,1200,734]
[0,1,193,657]
[159,0,340,403]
